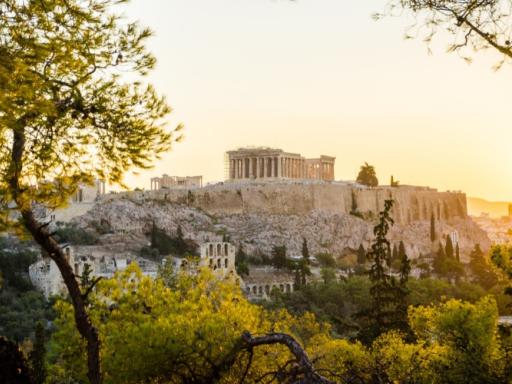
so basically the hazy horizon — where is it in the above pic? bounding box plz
[117,0,510,201]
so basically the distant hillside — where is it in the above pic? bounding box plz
[467,197,511,217]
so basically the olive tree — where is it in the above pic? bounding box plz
[0,1,181,382]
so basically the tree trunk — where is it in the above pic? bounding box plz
[21,210,101,384]
[8,127,101,384]
[241,332,334,384]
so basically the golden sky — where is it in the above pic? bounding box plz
[119,0,511,201]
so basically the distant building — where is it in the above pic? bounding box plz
[169,241,241,285]
[29,245,158,298]
[226,147,335,182]
[243,267,296,300]
[150,174,203,190]
[71,180,106,203]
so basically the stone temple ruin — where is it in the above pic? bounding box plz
[150,174,203,190]
[226,147,335,181]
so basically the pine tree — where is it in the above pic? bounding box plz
[302,238,310,263]
[294,265,301,288]
[433,243,446,275]
[456,243,460,262]
[235,244,249,277]
[357,244,366,265]
[469,244,498,289]
[445,235,454,259]
[392,244,399,262]
[365,199,397,340]
[30,322,46,384]
[430,213,436,242]
[395,246,411,334]
[351,190,358,213]
[299,258,310,286]
[271,246,287,269]
[398,241,406,261]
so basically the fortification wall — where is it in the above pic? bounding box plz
[100,182,467,225]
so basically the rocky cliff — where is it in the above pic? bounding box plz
[75,182,488,262]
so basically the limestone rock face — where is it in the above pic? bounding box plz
[100,182,467,226]
[75,183,489,262]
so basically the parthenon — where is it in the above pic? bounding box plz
[226,147,335,181]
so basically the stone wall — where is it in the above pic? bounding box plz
[101,182,467,226]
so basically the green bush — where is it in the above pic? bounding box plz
[54,223,99,245]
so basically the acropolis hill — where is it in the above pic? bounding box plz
[102,182,467,226]
[63,146,489,263]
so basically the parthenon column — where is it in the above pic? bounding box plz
[278,157,282,178]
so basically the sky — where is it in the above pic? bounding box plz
[117,0,511,201]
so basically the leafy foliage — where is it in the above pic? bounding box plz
[469,244,498,289]
[29,322,47,384]
[315,252,337,268]
[54,223,99,245]
[149,223,197,258]
[47,264,512,383]
[356,162,378,187]
[0,239,54,342]
[47,264,342,383]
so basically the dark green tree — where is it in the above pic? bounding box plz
[301,238,310,263]
[445,235,454,259]
[321,267,337,285]
[235,244,249,277]
[395,245,411,333]
[363,199,399,341]
[351,190,358,214]
[392,244,399,262]
[430,213,436,242]
[356,162,378,187]
[299,258,310,286]
[29,322,46,384]
[271,246,287,270]
[433,243,446,275]
[469,244,498,289]
[456,243,460,262]
[398,241,406,262]
[357,244,366,265]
